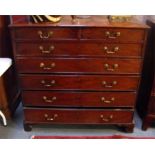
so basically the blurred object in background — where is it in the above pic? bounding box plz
[30,15,62,23]
[0,15,21,119]
[108,15,132,22]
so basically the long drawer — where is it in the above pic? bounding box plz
[16,58,142,74]
[24,108,133,124]
[22,91,136,107]
[15,42,143,57]
[81,28,145,42]
[20,75,139,91]
[13,27,79,40]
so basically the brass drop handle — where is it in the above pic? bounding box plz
[44,114,58,121]
[100,114,113,122]
[39,45,55,54]
[103,46,119,54]
[101,97,115,103]
[41,80,56,87]
[40,62,56,70]
[38,31,53,39]
[104,63,119,71]
[105,31,121,39]
[43,96,57,103]
[102,81,117,88]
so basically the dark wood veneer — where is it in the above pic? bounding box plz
[81,28,145,42]
[22,91,136,107]
[15,42,143,58]
[16,58,142,74]
[24,108,133,124]
[20,75,139,91]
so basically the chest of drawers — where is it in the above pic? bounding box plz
[10,16,149,132]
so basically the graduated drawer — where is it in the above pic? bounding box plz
[24,108,133,124]
[13,27,78,40]
[20,75,139,91]
[16,58,142,74]
[81,28,145,43]
[15,42,143,57]
[22,91,136,107]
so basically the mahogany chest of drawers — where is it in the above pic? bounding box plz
[10,16,149,132]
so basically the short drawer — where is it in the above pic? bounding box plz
[81,28,145,42]
[20,75,139,91]
[16,58,142,74]
[15,42,143,57]
[24,108,133,124]
[22,91,136,107]
[14,27,78,40]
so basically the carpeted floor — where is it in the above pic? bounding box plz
[0,103,155,139]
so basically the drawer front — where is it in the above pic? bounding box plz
[20,75,139,91]
[24,108,133,124]
[22,91,136,107]
[14,28,78,40]
[15,42,143,57]
[16,58,142,74]
[81,28,145,42]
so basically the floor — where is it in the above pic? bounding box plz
[0,104,155,139]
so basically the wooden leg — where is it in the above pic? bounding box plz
[142,117,153,131]
[23,123,32,132]
[118,124,134,133]
[124,124,134,133]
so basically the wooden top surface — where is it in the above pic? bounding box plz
[9,15,149,29]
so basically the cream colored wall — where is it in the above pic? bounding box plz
[133,15,155,23]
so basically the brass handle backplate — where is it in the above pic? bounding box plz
[100,114,113,122]
[104,63,119,71]
[102,81,117,88]
[103,46,119,54]
[38,31,53,39]
[101,97,115,103]
[105,31,121,39]
[43,96,57,103]
[39,45,55,54]
[40,62,56,70]
[44,114,58,121]
[41,80,56,87]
